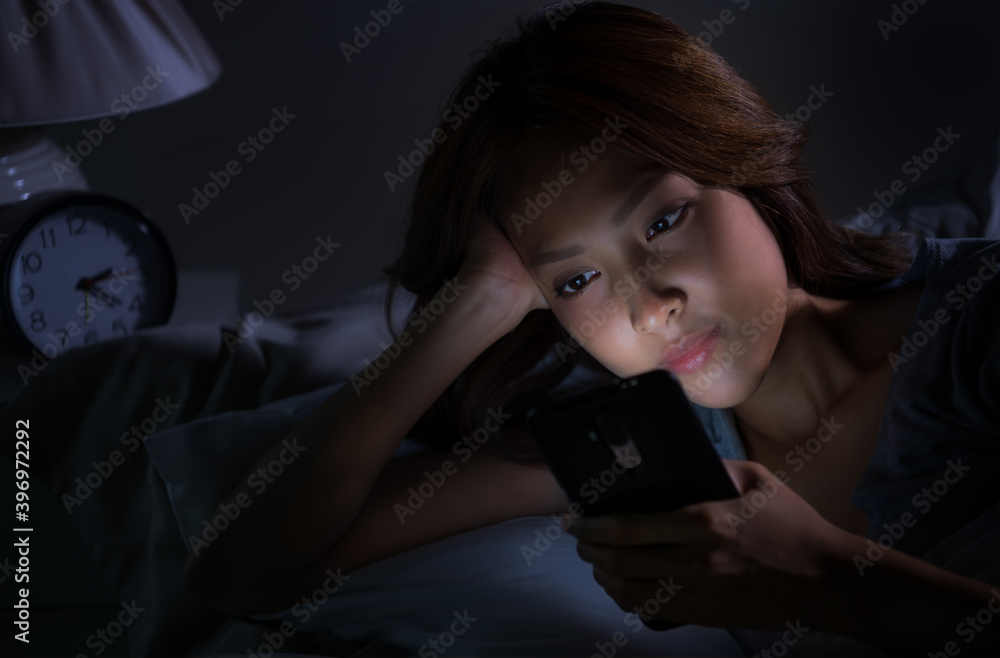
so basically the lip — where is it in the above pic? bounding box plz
[659,325,721,374]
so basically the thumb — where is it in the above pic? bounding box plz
[720,459,776,495]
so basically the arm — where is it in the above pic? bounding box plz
[182,277,536,616]
[821,528,1000,656]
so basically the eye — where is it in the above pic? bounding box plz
[553,202,691,300]
[554,270,600,299]
[646,203,691,240]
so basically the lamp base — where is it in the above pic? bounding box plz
[0,127,89,207]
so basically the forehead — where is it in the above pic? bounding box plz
[501,128,652,240]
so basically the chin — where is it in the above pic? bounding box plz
[675,369,750,408]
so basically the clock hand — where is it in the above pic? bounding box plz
[75,267,114,291]
[91,285,123,307]
[75,266,144,292]
[92,267,138,282]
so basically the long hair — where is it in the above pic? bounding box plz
[380,1,915,463]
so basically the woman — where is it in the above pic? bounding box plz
[184,2,999,655]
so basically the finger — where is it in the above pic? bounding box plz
[720,459,782,495]
[566,505,722,546]
[589,566,689,621]
[576,541,704,579]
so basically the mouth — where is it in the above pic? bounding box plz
[659,325,721,374]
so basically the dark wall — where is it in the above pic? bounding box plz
[44,0,1000,316]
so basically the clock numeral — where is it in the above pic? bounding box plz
[17,284,33,305]
[67,213,86,235]
[20,251,42,274]
[84,330,99,345]
[129,294,143,312]
[112,319,128,336]
[122,235,136,256]
[29,310,45,333]
[39,227,56,249]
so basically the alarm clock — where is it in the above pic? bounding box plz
[0,191,176,357]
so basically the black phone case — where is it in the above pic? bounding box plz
[525,369,739,517]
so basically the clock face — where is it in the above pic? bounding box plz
[2,195,175,355]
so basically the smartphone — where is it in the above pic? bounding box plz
[525,369,739,518]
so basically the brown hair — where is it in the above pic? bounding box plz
[380,1,915,463]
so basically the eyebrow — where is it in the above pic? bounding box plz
[529,170,668,268]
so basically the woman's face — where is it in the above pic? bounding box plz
[501,138,793,408]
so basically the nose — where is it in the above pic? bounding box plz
[628,281,684,334]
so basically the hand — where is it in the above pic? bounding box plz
[564,460,846,631]
[457,212,549,317]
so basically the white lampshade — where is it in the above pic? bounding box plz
[1,0,221,126]
[0,0,221,204]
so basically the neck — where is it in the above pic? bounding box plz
[730,287,860,452]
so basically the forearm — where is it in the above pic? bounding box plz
[184,277,526,599]
[820,528,1000,656]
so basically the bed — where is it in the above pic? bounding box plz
[1,128,997,657]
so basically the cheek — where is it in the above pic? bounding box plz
[666,199,790,404]
[555,301,639,374]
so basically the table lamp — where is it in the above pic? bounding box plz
[0,0,222,204]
